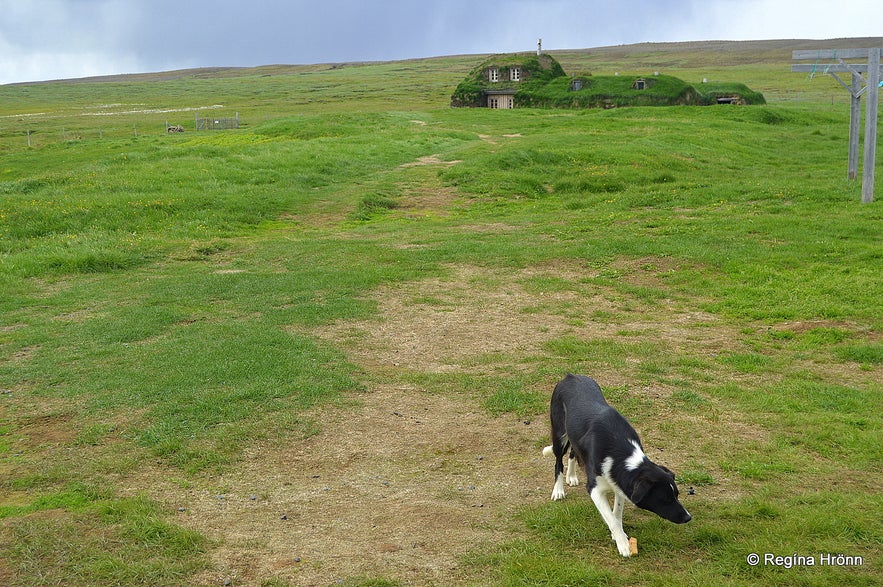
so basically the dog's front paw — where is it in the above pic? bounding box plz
[566,473,580,486]
[551,475,567,501]
[615,536,632,558]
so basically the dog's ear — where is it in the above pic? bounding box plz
[630,473,652,504]
[654,464,676,484]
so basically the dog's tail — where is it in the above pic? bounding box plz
[542,445,554,458]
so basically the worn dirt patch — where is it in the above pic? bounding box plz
[318,264,598,374]
[396,183,461,218]
[478,133,523,146]
[130,262,754,586]
[15,413,78,447]
[140,385,547,586]
[320,264,734,375]
[399,154,462,168]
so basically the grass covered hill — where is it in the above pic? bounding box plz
[0,39,881,587]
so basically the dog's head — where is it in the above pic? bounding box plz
[630,464,692,524]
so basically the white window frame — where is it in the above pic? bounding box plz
[510,67,521,82]
[489,68,499,83]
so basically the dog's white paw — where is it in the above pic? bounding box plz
[551,475,566,500]
[566,473,580,486]
[551,474,567,501]
[616,537,632,558]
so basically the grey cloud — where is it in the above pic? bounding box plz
[0,0,879,84]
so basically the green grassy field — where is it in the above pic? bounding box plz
[1,40,881,586]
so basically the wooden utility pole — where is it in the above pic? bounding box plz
[863,48,880,204]
[792,48,882,203]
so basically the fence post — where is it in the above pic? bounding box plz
[862,47,880,204]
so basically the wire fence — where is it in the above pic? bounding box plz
[195,112,239,131]
[2,112,242,151]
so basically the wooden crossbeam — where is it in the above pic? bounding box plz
[790,64,873,73]
[792,49,875,60]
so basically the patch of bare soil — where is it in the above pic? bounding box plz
[4,396,85,448]
[399,154,462,168]
[396,183,461,219]
[321,263,733,376]
[131,262,755,586]
[16,414,77,446]
[145,385,546,587]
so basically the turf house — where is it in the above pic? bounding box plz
[450,52,765,109]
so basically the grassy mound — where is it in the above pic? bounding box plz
[519,73,705,108]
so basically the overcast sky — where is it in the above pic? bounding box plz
[0,0,880,85]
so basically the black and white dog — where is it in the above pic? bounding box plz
[543,374,691,557]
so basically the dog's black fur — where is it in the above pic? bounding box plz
[546,374,691,556]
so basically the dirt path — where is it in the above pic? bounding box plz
[134,262,739,586]
[157,385,547,586]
